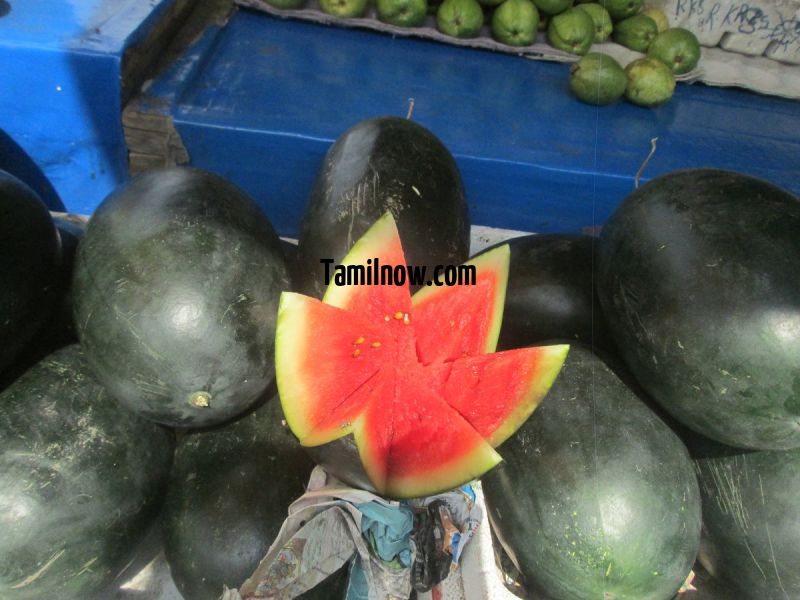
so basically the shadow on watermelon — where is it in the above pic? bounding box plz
[276,213,568,498]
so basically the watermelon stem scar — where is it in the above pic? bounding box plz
[189,391,211,408]
[276,212,568,498]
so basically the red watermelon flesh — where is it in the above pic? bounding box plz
[276,212,568,498]
[412,247,509,364]
[354,363,501,498]
[276,293,386,446]
[323,212,413,347]
[444,346,570,447]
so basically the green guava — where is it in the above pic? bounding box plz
[377,0,428,25]
[492,0,540,45]
[625,57,676,106]
[436,0,485,36]
[641,6,669,31]
[613,14,658,51]
[319,0,369,17]
[603,0,642,20]
[533,0,574,16]
[648,27,701,74]
[570,52,627,104]
[547,7,595,54]
[576,3,613,42]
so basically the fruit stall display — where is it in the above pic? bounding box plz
[240,0,705,107]
[2,2,800,600]
[3,106,800,598]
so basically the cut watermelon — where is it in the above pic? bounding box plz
[276,213,568,498]
[323,212,413,345]
[352,364,502,498]
[412,246,510,364]
[445,346,569,447]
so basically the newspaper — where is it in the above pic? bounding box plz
[223,467,412,600]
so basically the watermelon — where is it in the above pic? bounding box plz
[0,169,61,375]
[277,213,568,498]
[295,116,470,298]
[477,234,614,355]
[0,129,62,210]
[483,346,702,600]
[0,345,174,599]
[73,167,289,428]
[673,564,738,600]
[597,169,800,450]
[163,393,348,599]
[0,215,86,393]
[690,435,800,598]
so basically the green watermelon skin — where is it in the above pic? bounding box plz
[691,437,800,599]
[0,345,174,599]
[479,234,613,353]
[483,346,701,600]
[1,216,85,393]
[73,167,289,428]
[305,435,376,493]
[295,116,469,298]
[597,169,800,450]
[0,169,61,375]
[163,394,325,599]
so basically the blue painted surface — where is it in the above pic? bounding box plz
[0,128,64,210]
[0,0,177,213]
[141,9,800,236]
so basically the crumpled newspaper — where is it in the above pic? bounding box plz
[221,467,412,600]
[407,486,482,593]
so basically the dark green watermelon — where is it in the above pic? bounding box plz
[478,234,613,353]
[0,169,61,374]
[674,563,739,600]
[304,435,376,493]
[690,435,800,599]
[49,215,86,344]
[280,238,300,291]
[597,169,800,450]
[0,216,86,393]
[295,116,469,298]
[163,392,345,599]
[73,167,289,428]
[0,345,174,599]
[483,346,701,600]
[0,129,62,210]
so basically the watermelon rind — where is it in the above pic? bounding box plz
[322,211,405,309]
[411,243,510,358]
[487,344,569,447]
[446,344,570,448]
[276,213,566,498]
[275,292,386,445]
[351,381,503,498]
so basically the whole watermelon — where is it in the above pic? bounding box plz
[295,116,470,297]
[0,345,174,599]
[597,169,800,450]
[73,167,289,427]
[0,169,61,375]
[483,346,701,600]
[478,234,613,353]
[691,435,800,599]
[163,394,316,599]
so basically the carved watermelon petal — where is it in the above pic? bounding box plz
[411,245,510,364]
[353,364,502,498]
[323,212,412,341]
[276,292,391,445]
[444,344,570,447]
